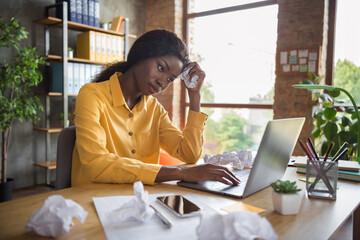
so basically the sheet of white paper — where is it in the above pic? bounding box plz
[93,194,232,240]
[280,51,288,64]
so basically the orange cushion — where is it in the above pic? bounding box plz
[159,150,182,166]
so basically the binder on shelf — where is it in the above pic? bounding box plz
[110,16,125,32]
[101,33,107,63]
[106,34,112,63]
[68,62,74,94]
[79,63,86,90]
[55,0,77,22]
[116,36,124,61]
[73,63,80,94]
[95,32,102,62]
[85,64,92,83]
[77,31,96,61]
[76,0,82,23]
[88,0,95,26]
[81,0,89,25]
[94,0,100,27]
[111,35,117,62]
[51,63,73,94]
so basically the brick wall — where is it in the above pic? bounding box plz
[275,0,328,155]
[146,0,184,128]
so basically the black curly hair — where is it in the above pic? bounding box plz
[93,29,189,83]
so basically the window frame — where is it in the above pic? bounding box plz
[181,0,278,129]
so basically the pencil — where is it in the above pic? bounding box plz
[332,142,348,161]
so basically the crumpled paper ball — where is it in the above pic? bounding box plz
[204,149,253,169]
[197,211,278,240]
[179,66,198,88]
[25,195,88,238]
[106,181,154,224]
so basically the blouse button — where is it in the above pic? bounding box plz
[129,113,133,118]
[129,132,133,136]
[131,149,136,154]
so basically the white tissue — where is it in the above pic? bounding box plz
[197,211,278,240]
[204,148,254,169]
[25,195,88,238]
[179,66,199,88]
[106,181,154,224]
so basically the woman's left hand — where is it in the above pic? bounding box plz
[183,62,206,94]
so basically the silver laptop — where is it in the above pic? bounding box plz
[177,117,305,198]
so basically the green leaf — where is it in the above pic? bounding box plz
[312,128,321,138]
[324,122,338,140]
[341,116,351,127]
[300,79,314,85]
[324,107,337,120]
[329,90,341,98]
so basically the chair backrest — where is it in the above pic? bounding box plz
[55,126,76,190]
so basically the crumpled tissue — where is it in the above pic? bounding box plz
[204,149,253,169]
[25,195,88,238]
[197,211,278,240]
[106,181,154,224]
[179,66,198,88]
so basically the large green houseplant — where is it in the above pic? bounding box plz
[293,73,360,164]
[0,17,45,199]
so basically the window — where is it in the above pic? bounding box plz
[184,0,278,155]
[332,0,360,105]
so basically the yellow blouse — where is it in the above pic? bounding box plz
[71,72,207,186]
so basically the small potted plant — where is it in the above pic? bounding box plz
[100,20,109,30]
[271,180,304,215]
[67,47,74,58]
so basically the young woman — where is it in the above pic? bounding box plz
[71,29,240,186]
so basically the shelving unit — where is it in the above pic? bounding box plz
[33,1,134,185]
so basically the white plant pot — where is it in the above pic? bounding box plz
[68,51,73,58]
[272,189,304,215]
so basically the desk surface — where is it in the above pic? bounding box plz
[0,167,359,240]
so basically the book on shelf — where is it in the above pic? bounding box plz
[95,32,102,62]
[76,0,82,24]
[110,16,125,32]
[101,33,107,62]
[81,0,89,25]
[88,0,95,26]
[94,0,100,27]
[56,0,77,22]
[295,166,360,182]
[77,31,96,61]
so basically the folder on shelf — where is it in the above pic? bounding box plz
[77,31,96,61]
[51,63,73,94]
[111,35,117,62]
[68,62,74,94]
[106,34,112,63]
[95,32,102,62]
[116,36,124,61]
[101,33,107,63]
[85,64,92,83]
[110,16,125,32]
[56,0,77,22]
[73,63,80,94]
[94,0,100,27]
[81,0,89,25]
[76,0,82,23]
[88,0,95,26]
[79,63,86,90]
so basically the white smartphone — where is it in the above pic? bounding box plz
[156,195,202,217]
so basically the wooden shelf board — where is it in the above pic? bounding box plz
[33,17,136,38]
[34,92,77,96]
[46,54,110,65]
[33,127,63,133]
[34,160,56,170]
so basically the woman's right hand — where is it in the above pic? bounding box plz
[179,164,241,185]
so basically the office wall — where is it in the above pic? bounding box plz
[274,0,329,155]
[0,0,146,189]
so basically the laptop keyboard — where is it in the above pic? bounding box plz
[202,170,250,191]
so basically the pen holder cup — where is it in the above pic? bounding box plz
[306,159,338,200]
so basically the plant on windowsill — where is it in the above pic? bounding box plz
[270,180,303,215]
[56,112,72,127]
[293,72,360,164]
[67,47,74,58]
[0,17,45,201]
